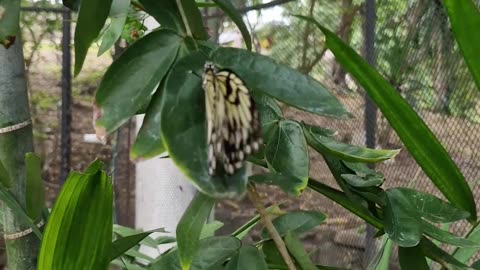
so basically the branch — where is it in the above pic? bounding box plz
[247,184,297,270]
[204,0,295,19]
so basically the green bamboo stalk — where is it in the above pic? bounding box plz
[0,37,40,269]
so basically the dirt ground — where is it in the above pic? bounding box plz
[16,39,480,269]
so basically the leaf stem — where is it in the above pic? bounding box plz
[247,183,297,270]
[176,0,193,37]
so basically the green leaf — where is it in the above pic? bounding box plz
[341,174,383,188]
[389,188,470,224]
[0,0,20,48]
[262,240,286,267]
[307,179,382,229]
[149,236,241,270]
[98,0,131,56]
[302,123,336,138]
[422,221,480,248]
[453,224,480,264]
[264,120,309,184]
[211,0,252,50]
[200,220,224,239]
[225,245,267,270]
[366,237,393,270]
[130,85,166,160]
[301,15,477,221]
[161,52,248,198]
[442,0,480,93]
[261,211,326,239]
[38,161,113,270]
[254,94,282,139]
[111,259,145,270]
[383,189,423,247]
[284,232,317,270]
[139,0,184,32]
[420,238,470,269]
[74,0,113,75]
[177,192,215,270]
[0,158,11,187]
[111,229,164,260]
[96,29,180,133]
[250,173,305,197]
[304,124,399,163]
[398,245,429,270]
[472,260,480,270]
[25,153,45,220]
[177,0,209,40]
[211,47,351,118]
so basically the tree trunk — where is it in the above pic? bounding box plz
[0,37,40,269]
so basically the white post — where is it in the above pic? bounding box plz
[135,17,196,259]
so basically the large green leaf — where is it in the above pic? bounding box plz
[96,29,180,133]
[303,124,400,163]
[139,0,184,32]
[0,0,20,48]
[212,0,252,50]
[442,0,480,93]
[383,189,423,247]
[420,238,470,269]
[177,0,209,40]
[98,0,131,56]
[398,245,429,270]
[74,0,113,75]
[307,179,382,229]
[177,192,215,270]
[38,160,113,270]
[453,224,480,264]
[264,120,309,184]
[211,47,351,118]
[284,232,317,270]
[161,52,248,198]
[260,210,326,239]
[225,245,268,270]
[254,94,282,139]
[250,173,305,196]
[302,16,476,221]
[25,153,45,220]
[149,236,241,270]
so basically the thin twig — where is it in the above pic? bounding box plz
[247,184,297,270]
[204,0,295,19]
[176,0,193,37]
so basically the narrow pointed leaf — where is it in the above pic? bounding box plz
[38,161,113,270]
[307,179,382,229]
[98,0,131,56]
[225,245,267,270]
[453,224,480,263]
[139,0,184,32]
[212,47,351,118]
[341,174,383,188]
[231,203,282,239]
[366,237,393,270]
[200,221,224,239]
[422,222,480,248]
[0,159,11,188]
[301,16,476,221]
[74,0,113,75]
[96,29,180,133]
[111,229,164,260]
[25,153,45,220]
[284,232,317,270]
[250,173,305,196]
[442,0,480,92]
[177,192,215,270]
[304,124,400,163]
[212,0,252,50]
[421,238,470,269]
[177,0,209,40]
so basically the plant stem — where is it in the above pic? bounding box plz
[0,37,40,269]
[176,0,193,37]
[247,184,297,270]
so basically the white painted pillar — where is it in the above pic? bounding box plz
[135,17,196,258]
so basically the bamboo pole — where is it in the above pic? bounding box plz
[0,37,40,269]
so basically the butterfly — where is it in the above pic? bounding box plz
[202,62,262,175]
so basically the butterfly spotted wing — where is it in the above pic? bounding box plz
[202,62,262,175]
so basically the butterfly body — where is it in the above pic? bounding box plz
[202,62,262,175]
